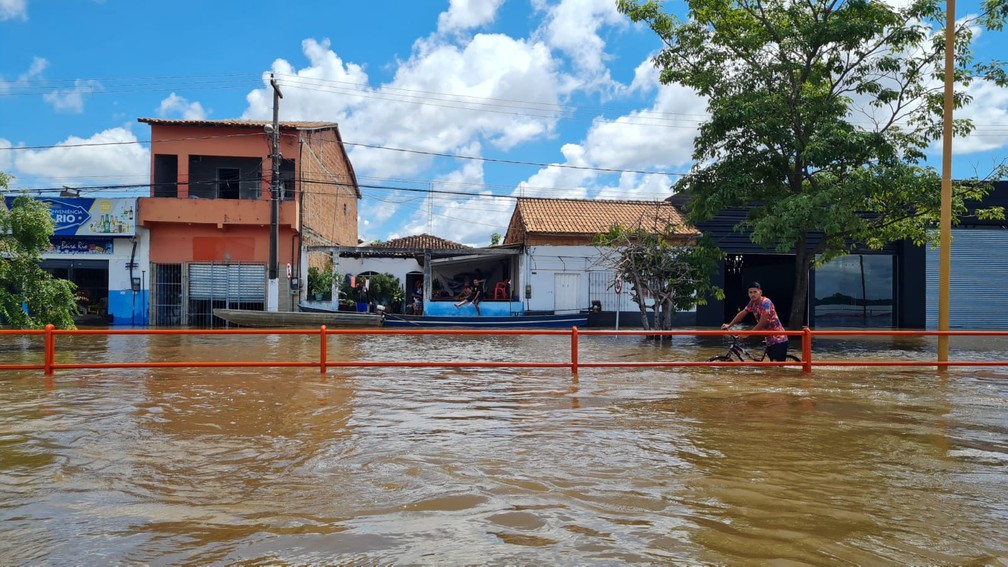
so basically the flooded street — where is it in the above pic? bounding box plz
[1,332,1006,564]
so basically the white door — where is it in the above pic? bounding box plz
[554,273,580,313]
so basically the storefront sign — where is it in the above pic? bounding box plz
[3,196,136,236]
[49,237,114,255]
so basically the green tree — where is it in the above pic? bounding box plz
[594,225,724,331]
[0,173,78,329]
[364,273,404,312]
[618,0,1006,326]
[490,232,501,246]
[307,265,335,299]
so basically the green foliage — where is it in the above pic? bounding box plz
[307,265,335,298]
[490,232,501,246]
[363,273,404,312]
[0,176,78,329]
[618,0,1007,326]
[594,224,724,331]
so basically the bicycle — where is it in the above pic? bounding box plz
[708,333,801,363]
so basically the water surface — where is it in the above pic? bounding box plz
[1,332,1006,564]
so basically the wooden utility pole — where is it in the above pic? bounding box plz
[939,0,955,366]
[267,74,283,312]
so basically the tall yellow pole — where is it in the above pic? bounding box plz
[938,0,955,366]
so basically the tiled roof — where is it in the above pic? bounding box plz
[138,118,338,130]
[372,233,471,250]
[513,198,698,236]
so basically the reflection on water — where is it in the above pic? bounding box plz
[1,332,1006,564]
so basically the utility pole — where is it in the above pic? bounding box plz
[938,0,955,367]
[267,74,283,312]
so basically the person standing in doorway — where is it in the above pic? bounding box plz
[411,279,424,316]
[355,278,371,313]
[721,281,789,361]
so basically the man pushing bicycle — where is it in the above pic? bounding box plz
[721,282,789,362]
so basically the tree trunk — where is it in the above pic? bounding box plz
[661,298,674,330]
[789,239,812,328]
[632,287,651,330]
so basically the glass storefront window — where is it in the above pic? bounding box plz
[814,254,894,328]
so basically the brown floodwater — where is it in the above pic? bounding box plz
[1,331,1006,565]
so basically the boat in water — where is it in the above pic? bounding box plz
[382,312,587,329]
[213,307,383,328]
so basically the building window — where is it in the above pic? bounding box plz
[814,254,894,328]
[280,158,295,201]
[153,154,178,197]
[218,167,240,199]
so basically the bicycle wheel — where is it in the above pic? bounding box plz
[708,355,733,362]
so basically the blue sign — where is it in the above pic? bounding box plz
[47,200,91,231]
[4,196,136,236]
[50,237,114,255]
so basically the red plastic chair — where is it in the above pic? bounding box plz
[493,280,509,299]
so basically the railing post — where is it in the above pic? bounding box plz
[571,326,579,375]
[802,326,812,374]
[319,325,328,374]
[44,324,55,376]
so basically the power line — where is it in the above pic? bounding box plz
[10,69,1008,134]
[1,132,685,178]
[7,175,675,203]
[342,141,682,177]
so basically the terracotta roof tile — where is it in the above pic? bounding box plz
[373,233,471,250]
[138,118,338,130]
[513,198,698,236]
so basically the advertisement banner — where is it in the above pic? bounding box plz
[3,196,136,236]
[49,237,114,255]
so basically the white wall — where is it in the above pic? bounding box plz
[521,245,610,312]
[334,256,421,285]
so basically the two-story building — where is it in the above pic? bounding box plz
[137,118,360,327]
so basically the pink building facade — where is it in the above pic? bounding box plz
[137,119,359,326]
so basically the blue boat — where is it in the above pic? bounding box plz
[382,313,587,329]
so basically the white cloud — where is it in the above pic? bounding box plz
[242,38,371,123]
[593,170,677,201]
[0,56,47,95]
[345,32,565,177]
[42,79,103,113]
[950,79,1008,155]
[580,87,702,172]
[518,143,593,200]
[510,61,702,203]
[158,92,207,120]
[393,144,516,246]
[534,0,623,78]
[0,138,13,171]
[437,0,504,33]
[13,126,149,188]
[0,0,26,21]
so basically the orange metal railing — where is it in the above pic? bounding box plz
[1,325,1007,376]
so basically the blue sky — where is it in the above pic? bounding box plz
[1,0,1005,247]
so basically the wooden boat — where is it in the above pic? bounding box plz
[382,313,588,329]
[213,308,383,328]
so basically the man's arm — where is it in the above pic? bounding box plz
[721,309,748,330]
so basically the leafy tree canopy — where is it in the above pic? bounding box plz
[594,224,724,331]
[618,0,1006,326]
[1,172,79,329]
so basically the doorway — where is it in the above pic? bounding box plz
[42,259,110,317]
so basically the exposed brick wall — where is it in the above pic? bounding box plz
[299,129,359,249]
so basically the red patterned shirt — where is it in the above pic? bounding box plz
[746,296,787,345]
